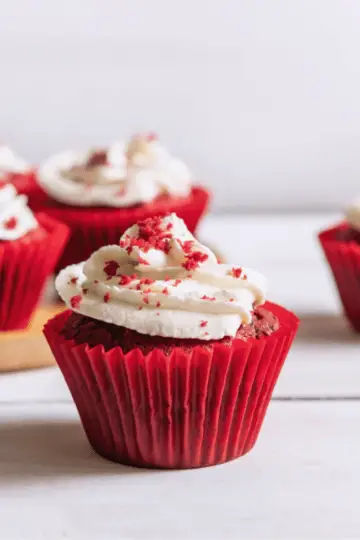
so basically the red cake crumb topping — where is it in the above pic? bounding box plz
[228,267,247,279]
[104,260,119,278]
[139,277,155,285]
[179,240,194,254]
[162,287,169,295]
[119,215,173,255]
[70,295,82,309]
[156,301,161,308]
[173,279,182,287]
[86,150,108,167]
[118,274,137,286]
[146,132,158,142]
[94,280,99,284]
[182,251,208,271]
[3,217,18,230]
[143,297,150,305]
[104,292,110,303]
[69,277,78,285]
[82,288,89,295]
[138,306,143,310]
[201,295,216,301]
[200,320,208,328]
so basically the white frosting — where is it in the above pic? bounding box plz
[0,184,38,241]
[346,199,360,231]
[38,135,192,207]
[0,146,30,174]
[56,214,267,341]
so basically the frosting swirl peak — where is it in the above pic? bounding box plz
[56,214,268,340]
[0,183,38,241]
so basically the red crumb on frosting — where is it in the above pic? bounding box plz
[228,267,247,279]
[146,132,158,142]
[156,301,161,307]
[116,186,127,197]
[69,277,78,285]
[118,274,136,286]
[173,279,182,287]
[200,320,208,328]
[138,306,143,310]
[138,256,150,265]
[139,277,155,285]
[201,295,216,301]
[162,287,169,295]
[3,217,18,230]
[143,296,150,305]
[103,260,119,278]
[119,215,173,255]
[164,276,171,281]
[70,295,82,309]
[103,292,111,303]
[86,150,108,167]
[179,240,194,254]
[166,223,173,230]
[94,280,99,284]
[82,288,89,295]
[182,251,208,271]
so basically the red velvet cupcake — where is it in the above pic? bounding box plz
[319,198,360,331]
[37,134,210,271]
[44,214,298,469]
[0,183,69,330]
[0,145,46,210]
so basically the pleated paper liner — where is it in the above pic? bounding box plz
[0,213,69,331]
[0,304,65,372]
[39,186,210,271]
[44,302,299,469]
[319,223,360,332]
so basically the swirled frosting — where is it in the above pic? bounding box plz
[38,134,192,207]
[56,214,268,340]
[0,145,30,174]
[346,199,360,231]
[0,183,38,241]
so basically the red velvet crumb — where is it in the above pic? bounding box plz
[103,260,119,277]
[104,292,111,303]
[200,320,208,328]
[3,217,18,230]
[70,295,82,309]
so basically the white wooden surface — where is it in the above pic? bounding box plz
[1,213,360,539]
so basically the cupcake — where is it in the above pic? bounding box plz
[37,133,210,270]
[44,213,298,469]
[319,198,360,331]
[0,144,45,209]
[0,182,69,330]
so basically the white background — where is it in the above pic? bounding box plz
[1,0,360,212]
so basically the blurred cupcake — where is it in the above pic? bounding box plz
[37,133,210,270]
[44,213,298,469]
[0,144,45,209]
[0,182,69,330]
[319,198,360,331]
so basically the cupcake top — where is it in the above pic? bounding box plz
[38,133,192,208]
[0,183,38,241]
[0,145,30,175]
[346,198,360,231]
[56,213,268,341]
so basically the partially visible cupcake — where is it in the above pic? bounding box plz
[319,199,360,331]
[0,144,45,209]
[0,182,69,330]
[44,213,298,469]
[37,133,210,270]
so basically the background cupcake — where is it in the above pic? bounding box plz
[0,144,46,210]
[319,198,360,332]
[0,182,69,330]
[44,213,298,469]
[37,133,210,270]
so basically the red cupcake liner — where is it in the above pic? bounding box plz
[0,214,69,331]
[7,170,48,211]
[319,222,360,332]
[44,302,298,469]
[39,186,210,271]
